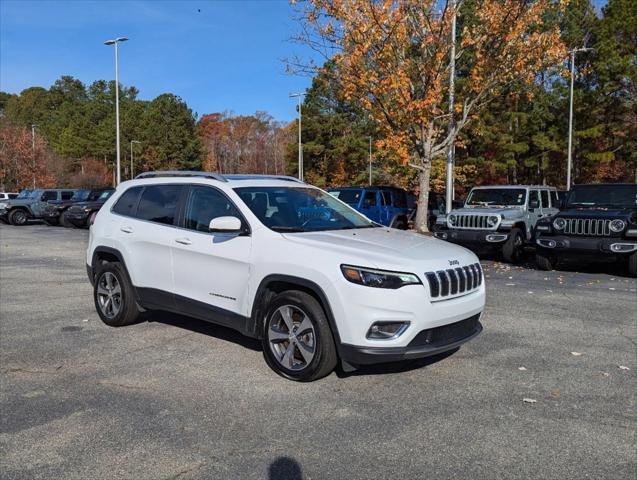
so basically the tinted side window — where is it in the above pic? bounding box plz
[551,191,559,207]
[529,190,539,206]
[8,193,18,199]
[363,191,377,208]
[61,191,75,200]
[394,190,407,208]
[380,191,391,206]
[112,186,143,217]
[41,191,57,201]
[136,185,183,225]
[540,190,549,208]
[184,186,243,233]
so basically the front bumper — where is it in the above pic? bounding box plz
[65,211,90,225]
[536,235,637,255]
[434,228,508,245]
[340,314,483,365]
[43,210,61,220]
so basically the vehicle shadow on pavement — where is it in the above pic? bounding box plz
[335,348,459,378]
[143,311,262,352]
[268,456,304,480]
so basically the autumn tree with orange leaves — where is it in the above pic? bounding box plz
[292,0,569,231]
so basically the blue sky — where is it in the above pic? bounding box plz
[0,0,316,121]
[1,0,608,122]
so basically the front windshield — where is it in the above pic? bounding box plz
[328,189,362,205]
[16,190,33,199]
[567,185,637,208]
[96,190,114,201]
[466,188,526,207]
[72,189,91,201]
[235,186,377,232]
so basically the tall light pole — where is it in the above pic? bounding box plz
[567,47,593,190]
[369,136,373,186]
[445,0,457,214]
[31,124,38,189]
[289,92,306,181]
[104,36,128,185]
[130,140,140,179]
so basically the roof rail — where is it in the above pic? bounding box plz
[135,171,228,182]
[223,174,305,184]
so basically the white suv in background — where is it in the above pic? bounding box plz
[87,172,485,381]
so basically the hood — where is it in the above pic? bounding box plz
[558,208,636,220]
[450,207,525,220]
[282,227,478,271]
[69,200,105,209]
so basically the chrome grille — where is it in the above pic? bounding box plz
[450,214,497,230]
[425,263,483,300]
[563,218,611,236]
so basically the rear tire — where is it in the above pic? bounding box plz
[535,252,554,271]
[502,227,524,263]
[261,290,337,382]
[629,252,637,278]
[93,262,140,327]
[8,209,28,226]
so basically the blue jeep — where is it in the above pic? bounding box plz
[327,186,414,229]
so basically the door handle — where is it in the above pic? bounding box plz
[175,238,192,245]
[120,226,133,233]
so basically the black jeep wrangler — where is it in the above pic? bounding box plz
[43,188,114,227]
[535,183,637,276]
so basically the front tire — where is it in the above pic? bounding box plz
[44,218,59,226]
[93,262,140,327]
[535,251,554,271]
[262,290,337,382]
[59,211,72,228]
[8,209,28,226]
[502,227,524,263]
[629,252,637,278]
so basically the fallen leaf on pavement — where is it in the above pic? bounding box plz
[618,365,630,370]
[523,398,537,404]
[571,352,583,356]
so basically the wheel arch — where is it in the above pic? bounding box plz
[90,247,137,297]
[249,274,343,353]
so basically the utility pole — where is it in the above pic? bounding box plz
[31,124,38,189]
[289,93,306,181]
[369,137,373,186]
[445,0,457,214]
[567,47,593,190]
[104,37,128,185]
[130,140,140,179]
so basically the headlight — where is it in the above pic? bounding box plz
[609,219,626,233]
[83,206,92,212]
[553,218,566,230]
[487,215,499,227]
[341,265,421,289]
[448,214,457,226]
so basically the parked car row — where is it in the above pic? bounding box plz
[433,183,637,277]
[0,187,114,227]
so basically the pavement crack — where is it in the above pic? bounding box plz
[97,381,152,391]
[2,365,63,375]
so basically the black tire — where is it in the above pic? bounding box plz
[535,251,554,271]
[59,210,72,228]
[393,218,406,230]
[261,290,337,382]
[44,218,59,226]
[502,227,524,263]
[628,253,637,278]
[8,209,29,226]
[93,262,140,327]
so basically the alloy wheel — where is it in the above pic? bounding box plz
[267,305,316,371]
[97,272,122,319]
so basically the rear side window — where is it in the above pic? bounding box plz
[61,191,75,200]
[540,190,549,208]
[380,191,391,206]
[551,191,559,207]
[41,191,57,201]
[112,186,143,217]
[529,190,539,206]
[136,185,183,225]
[394,190,407,208]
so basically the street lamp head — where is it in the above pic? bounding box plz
[289,92,306,98]
[131,140,141,144]
[104,37,129,45]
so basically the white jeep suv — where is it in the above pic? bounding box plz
[87,172,485,381]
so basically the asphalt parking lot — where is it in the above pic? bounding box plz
[1,223,635,480]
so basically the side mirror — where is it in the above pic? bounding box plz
[209,216,243,234]
[529,199,540,210]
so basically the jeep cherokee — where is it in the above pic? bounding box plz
[87,171,485,381]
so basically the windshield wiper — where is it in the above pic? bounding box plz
[270,226,306,233]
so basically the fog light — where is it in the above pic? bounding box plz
[610,243,637,253]
[435,232,448,239]
[367,321,410,340]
